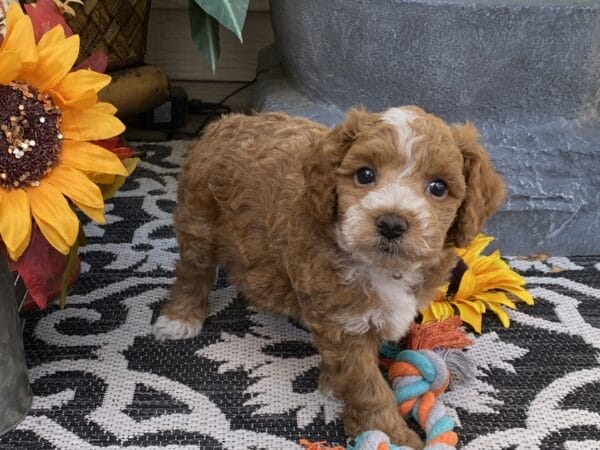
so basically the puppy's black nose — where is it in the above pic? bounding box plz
[376,215,408,240]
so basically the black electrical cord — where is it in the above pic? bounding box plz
[188,100,231,116]
[190,68,268,136]
[190,78,255,135]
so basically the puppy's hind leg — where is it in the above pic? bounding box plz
[154,204,217,341]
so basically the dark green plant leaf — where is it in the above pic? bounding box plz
[194,0,249,43]
[189,0,221,73]
[59,226,85,308]
[100,157,139,201]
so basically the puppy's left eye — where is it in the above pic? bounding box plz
[427,179,448,198]
[355,167,376,185]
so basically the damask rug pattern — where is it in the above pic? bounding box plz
[1,141,599,450]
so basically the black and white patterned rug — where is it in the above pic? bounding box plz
[1,141,599,449]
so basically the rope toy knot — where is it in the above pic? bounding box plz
[301,319,473,450]
[388,350,457,449]
[346,430,401,450]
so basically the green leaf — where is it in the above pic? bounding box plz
[189,0,221,73]
[100,157,139,200]
[194,0,249,43]
[59,226,85,308]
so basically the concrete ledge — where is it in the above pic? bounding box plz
[253,49,344,126]
[270,0,599,124]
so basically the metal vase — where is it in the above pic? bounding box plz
[0,255,32,435]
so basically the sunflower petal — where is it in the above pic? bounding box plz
[58,69,111,95]
[34,216,70,254]
[51,69,111,109]
[473,299,487,313]
[437,301,449,317]
[470,252,502,274]
[0,189,32,261]
[61,140,128,176]
[11,229,33,262]
[28,182,79,254]
[37,25,65,52]
[421,307,438,324]
[0,51,21,84]
[5,3,25,32]
[480,279,526,291]
[93,101,118,115]
[2,12,37,72]
[439,300,456,320]
[473,292,517,309]
[72,201,106,224]
[429,301,444,320]
[89,173,116,184]
[455,268,477,301]
[455,302,482,334]
[46,165,104,209]
[458,234,494,263]
[61,108,125,141]
[49,87,97,111]
[475,270,526,291]
[24,34,79,92]
[486,302,511,328]
[502,286,535,305]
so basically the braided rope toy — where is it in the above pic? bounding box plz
[302,349,457,450]
[300,318,472,450]
[347,348,458,450]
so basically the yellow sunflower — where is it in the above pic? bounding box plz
[421,234,534,333]
[0,3,127,261]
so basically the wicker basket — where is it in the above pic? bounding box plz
[66,0,152,71]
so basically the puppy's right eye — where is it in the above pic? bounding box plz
[354,167,376,185]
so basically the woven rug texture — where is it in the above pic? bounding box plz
[1,141,599,450]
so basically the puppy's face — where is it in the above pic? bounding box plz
[328,106,504,273]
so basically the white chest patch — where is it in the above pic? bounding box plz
[336,267,421,342]
[368,271,420,341]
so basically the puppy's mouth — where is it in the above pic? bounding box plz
[374,233,436,261]
[370,236,425,280]
[377,237,402,256]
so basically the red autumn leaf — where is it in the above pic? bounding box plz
[74,52,109,73]
[108,146,137,159]
[8,226,80,310]
[24,0,73,42]
[94,137,138,160]
[25,0,73,36]
[95,136,120,150]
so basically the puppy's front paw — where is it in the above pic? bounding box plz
[350,430,423,450]
[318,372,337,399]
[318,382,336,400]
[153,315,203,341]
[344,408,424,450]
[390,428,424,450]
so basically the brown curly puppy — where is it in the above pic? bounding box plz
[154,106,505,447]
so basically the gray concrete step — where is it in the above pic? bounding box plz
[254,0,600,255]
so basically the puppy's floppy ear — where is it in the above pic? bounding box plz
[447,123,506,248]
[321,107,370,164]
[304,107,371,225]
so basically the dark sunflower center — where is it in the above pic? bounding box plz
[0,82,62,189]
